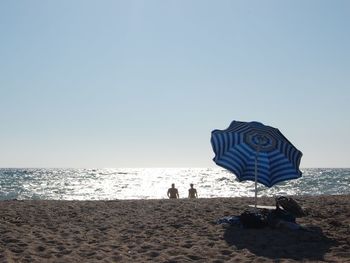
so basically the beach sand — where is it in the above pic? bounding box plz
[0,195,349,262]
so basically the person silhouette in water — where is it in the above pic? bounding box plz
[188,183,198,198]
[167,183,179,199]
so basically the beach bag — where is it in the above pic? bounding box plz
[274,208,296,222]
[239,210,267,229]
[276,196,305,217]
[267,208,296,228]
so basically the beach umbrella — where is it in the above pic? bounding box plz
[211,121,303,208]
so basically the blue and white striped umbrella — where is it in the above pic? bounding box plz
[211,121,302,206]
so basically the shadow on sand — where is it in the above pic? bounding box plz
[224,225,337,261]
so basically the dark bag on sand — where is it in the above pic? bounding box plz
[267,208,296,227]
[276,196,306,217]
[275,208,296,222]
[239,211,267,229]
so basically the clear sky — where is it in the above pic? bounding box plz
[0,0,349,168]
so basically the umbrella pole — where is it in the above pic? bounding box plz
[254,153,258,209]
[254,146,260,209]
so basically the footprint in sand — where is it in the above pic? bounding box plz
[147,251,160,258]
[36,245,46,252]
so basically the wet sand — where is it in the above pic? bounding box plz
[0,195,349,262]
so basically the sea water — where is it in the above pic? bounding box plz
[0,168,349,200]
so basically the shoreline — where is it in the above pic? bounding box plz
[1,195,349,262]
[2,193,349,202]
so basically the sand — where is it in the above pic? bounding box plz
[0,195,349,262]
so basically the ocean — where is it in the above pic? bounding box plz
[0,168,349,200]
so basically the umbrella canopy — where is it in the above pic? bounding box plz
[211,121,303,207]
